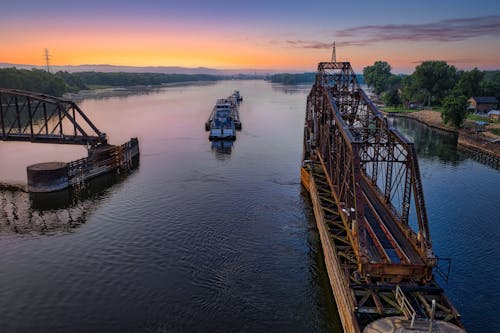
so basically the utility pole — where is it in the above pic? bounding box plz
[331,42,336,63]
[44,48,51,73]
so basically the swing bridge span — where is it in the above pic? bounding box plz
[301,61,464,332]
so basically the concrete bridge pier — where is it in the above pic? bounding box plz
[27,162,69,193]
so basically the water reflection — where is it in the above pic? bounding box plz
[389,116,466,165]
[211,140,233,157]
[0,170,135,234]
[271,83,312,94]
[66,81,218,102]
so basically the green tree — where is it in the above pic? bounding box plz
[0,68,69,96]
[481,71,500,101]
[55,71,88,91]
[455,68,484,97]
[414,61,458,106]
[441,93,468,128]
[363,61,392,95]
[400,75,426,106]
[386,75,402,90]
[381,89,401,107]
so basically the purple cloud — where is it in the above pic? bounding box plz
[285,16,500,49]
[286,40,368,49]
[336,15,500,43]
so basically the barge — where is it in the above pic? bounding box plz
[205,91,242,140]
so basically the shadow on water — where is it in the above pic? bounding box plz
[301,188,343,332]
[0,163,139,235]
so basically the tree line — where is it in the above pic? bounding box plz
[267,72,364,85]
[267,73,316,84]
[363,61,500,128]
[0,68,223,97]
[0,68,83,97]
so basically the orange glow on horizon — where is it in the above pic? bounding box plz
[2,20,499,73]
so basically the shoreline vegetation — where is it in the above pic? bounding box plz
[266,72,364,85]
[362,59,500,161]
[381,108,500,159]
[0,67,262,97]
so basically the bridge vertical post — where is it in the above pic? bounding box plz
[43,103,49,135]
[401,167,412,225]
[57,104,64,138]
[27,97,34,140]
[72,105,77,137]
[384,136,394,202]
[0,92,5,139]
[352,142,366,257]
[15,96,21,134]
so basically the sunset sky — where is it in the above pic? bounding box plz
[1,0,500,73]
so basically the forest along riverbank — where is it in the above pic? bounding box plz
[384,110,500,160]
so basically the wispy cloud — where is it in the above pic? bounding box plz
[285,40,368,49]
[337,15,500,43]
[285,15,500,49]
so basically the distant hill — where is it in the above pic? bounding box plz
[0,62,274,76]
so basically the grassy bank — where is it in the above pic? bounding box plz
[379,106,415,113]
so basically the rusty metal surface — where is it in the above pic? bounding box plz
[302,60,464,330]
[303,62,435,281]
[0,88,107,147]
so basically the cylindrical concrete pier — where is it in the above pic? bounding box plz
[27,162,69,193]
[363,316,466,333]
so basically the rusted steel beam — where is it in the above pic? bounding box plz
[0,88,107,147]
[303,58,442,288]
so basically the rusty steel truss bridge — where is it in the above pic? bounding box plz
[301,62,464,332]
[0,89,107,147]
[0,88,140,193]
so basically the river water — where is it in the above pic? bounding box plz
[0,81,498,332]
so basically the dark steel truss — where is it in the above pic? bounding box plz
[304,62,434,272]
[0,89,107,147]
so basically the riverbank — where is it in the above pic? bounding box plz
[384,109,500,159]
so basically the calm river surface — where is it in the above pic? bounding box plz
[0,80,498,332]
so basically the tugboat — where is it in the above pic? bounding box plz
[205,92,242,140]
[208,99,236,140]
[233,90,243,102]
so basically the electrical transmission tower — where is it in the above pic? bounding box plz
[44,48,51,73]
[331,42,336,63]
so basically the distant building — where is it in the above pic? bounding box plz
[474,121,488,133]
[488,110,500,122]
[468,96,498,114]
[406,101,423,110]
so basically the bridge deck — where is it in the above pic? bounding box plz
[1,133,101,145]
[361,178,423,266]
